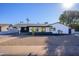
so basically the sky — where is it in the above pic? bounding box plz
[0,3,79,24]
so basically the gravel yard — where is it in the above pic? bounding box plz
[0,36,47,46]
[0,35,47,56]
[0,35,79,56]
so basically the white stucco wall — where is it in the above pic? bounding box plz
[51,23,69,34]
[46,27,50,32]
[1,26,8,31]
[29,27,32,32]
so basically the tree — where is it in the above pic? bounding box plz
[32,27,35,35]
[59,14,66,25]
[59,10,79,26]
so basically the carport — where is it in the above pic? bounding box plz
[20,27,29,32]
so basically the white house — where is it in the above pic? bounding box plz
[49,22,73,34]
[13,24,52,33]
[0,23,75,35]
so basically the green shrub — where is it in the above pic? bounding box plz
[69,24,79,31]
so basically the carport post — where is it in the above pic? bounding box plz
[18,27,21,35]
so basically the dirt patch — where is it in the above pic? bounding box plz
[0,46,47,56]
[0,36,48,46]
[0,35,48,56]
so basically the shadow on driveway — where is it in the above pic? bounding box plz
[45,35,79,56]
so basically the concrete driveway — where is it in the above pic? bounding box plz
[46,35,79,56]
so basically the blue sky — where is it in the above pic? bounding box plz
[0,3,79,24]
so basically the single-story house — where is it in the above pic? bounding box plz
[0,24,19,35]
[0,24,11,32]
[0,23,75,35]
[49,22,74,34]
[13,24,52,33]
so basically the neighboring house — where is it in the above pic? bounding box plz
[0,24,19,35]
[13,24,52,33]
[0,24,10,32]
[49,22,72,34]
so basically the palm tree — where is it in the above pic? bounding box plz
[20,21,23,24]
[26,18,29,24]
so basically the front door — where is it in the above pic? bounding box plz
[69,28,71,34]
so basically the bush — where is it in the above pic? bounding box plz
[69,24,79,31]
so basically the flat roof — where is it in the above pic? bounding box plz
[14,24,52,27]
[0,24,11,26]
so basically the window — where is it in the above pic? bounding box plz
[50,27,56,31]
[36,27,39,32]
[58,30,63,34]
[53,28,56,31]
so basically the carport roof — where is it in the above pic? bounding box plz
[13,24,52,27]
